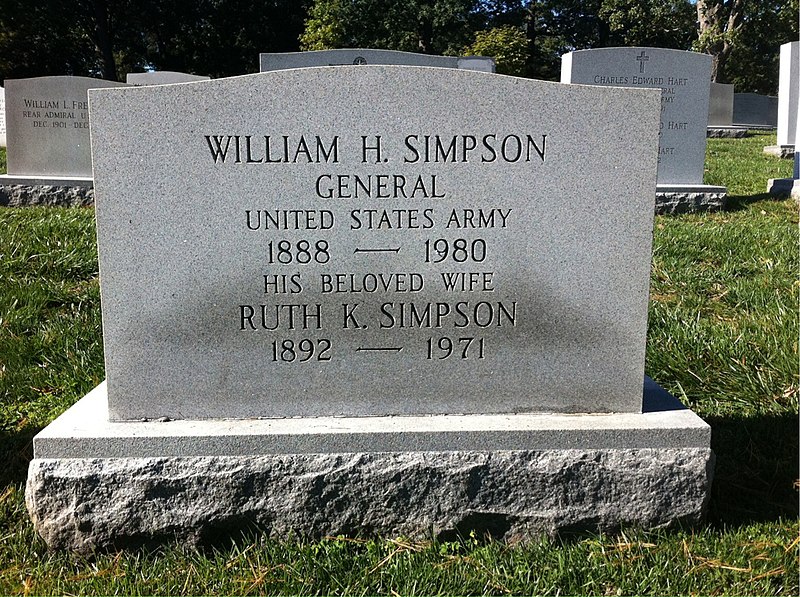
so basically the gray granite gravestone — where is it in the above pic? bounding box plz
[561,47,727,213]
[260,49,495,72]
[0,76,128,206]
[708,82,733,126]
[707,82,746,138]
[0,86,6,148]
[733,93,778,128]
[127,71,210,85]
[765,41,799,158]
[25,67,713,553]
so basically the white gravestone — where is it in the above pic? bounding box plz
[561,47,727,213]
[126,71,210,85]
[0,86,6,148]
[25,67,712,553]
[1,76,128,184]
[260,49,495,73]
[765,41,799,158]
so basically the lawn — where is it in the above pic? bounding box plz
[0,135,797,595]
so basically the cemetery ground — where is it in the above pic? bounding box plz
[0,132,797,596]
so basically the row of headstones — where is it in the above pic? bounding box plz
[708,85,778,128]
[0,45,797,186]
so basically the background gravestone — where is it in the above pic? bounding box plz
[733,93,778,127]
[126,71,210,85]
[25,67,713,553]
[708,82,734,126]
[765,41,799,158]
[706,82,747,139]
[561,47,727,213]
[0,86,5,148]
[260,49,495,73]
[0,76,128,207]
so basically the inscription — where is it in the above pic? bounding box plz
[211,131,541,362]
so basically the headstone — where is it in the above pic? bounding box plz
[708,82,733,126]
[0,76,128,206]
[561,47,727,213]
[26,67,712,553]
[768,85,800,198]
[733,93,778,127]
[0,86,6,148]
[260,49,495,73]
[127,71,210,85]
[707,83,746,139]
[765,41,799,158]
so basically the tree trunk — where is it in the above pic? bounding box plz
[696,0,745,82]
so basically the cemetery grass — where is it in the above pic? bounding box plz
[0,134,797,595]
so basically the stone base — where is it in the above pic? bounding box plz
[767,178,800,199]
[26,379,713,554]
[763,145,795,159]
[655,184,727,215]
[707,126,748,138]
[0,175,94,207]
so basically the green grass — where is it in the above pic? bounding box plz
[0,147,6,174]
[0,132,797,595]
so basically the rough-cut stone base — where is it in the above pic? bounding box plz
[707,126,748,138]
[768,177,800,199]
[655,184,727,215]
[0,183,94,207]
[763,145,795,159]
[26,379,713,554]
[27,449,714,554]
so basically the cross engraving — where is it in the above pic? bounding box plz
[353,56,367,65]
[636,51,649,74]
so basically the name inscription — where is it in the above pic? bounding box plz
[202,131,547,364]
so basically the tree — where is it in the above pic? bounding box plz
[599,0,695,50]
[694,0,746,82]
[721,0,799,94]
[300,0,480,56]
[463,25,529,76]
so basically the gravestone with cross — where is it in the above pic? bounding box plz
[561,47,727,214]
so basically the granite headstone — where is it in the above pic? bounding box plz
[25,67,713,552]
[2,76,128,180]
[733,93,778,127]
[0,86,6,148]
[260,49,495,73]
[708,82,733,126]
[127,71,210,85]
[93,68,654,421]
[766,41,799,158]
[561,47,726,211]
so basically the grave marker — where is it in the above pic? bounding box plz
[260,49,495,72]
[26,67,713,552]
[126,71,210,85]
[561,47,727,213]
[765,41,799,158]
[0,76,128,207]
[733,93,778,128]
[0,86,6,148]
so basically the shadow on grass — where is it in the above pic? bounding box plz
[723,192,788,211]
[706,412,799,526]
[0,426,39,487]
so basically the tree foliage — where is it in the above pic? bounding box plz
[463,25,529,76]
[0,0,309,82]
[0,0,797,93]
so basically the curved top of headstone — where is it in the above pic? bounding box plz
[259,49,495,73]
[90,66,660,420]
